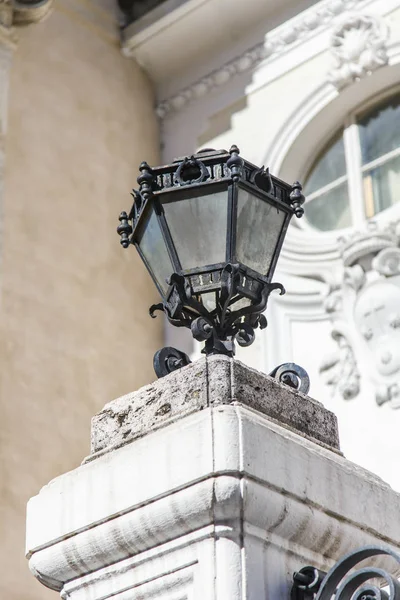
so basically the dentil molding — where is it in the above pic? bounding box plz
[155,0,375,118]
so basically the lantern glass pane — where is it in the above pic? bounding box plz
[236,189,286,275]
[162,190,228,270]
[137,206,174,295]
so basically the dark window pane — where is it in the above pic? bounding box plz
[305,182,351,231]
[137,206,174,295]
[305,132,346,195]
[364,154,400,215]
[236,189,285,275]
[359,95,400,164]
[163,190,228,270]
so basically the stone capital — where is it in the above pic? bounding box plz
[89,355,340,458]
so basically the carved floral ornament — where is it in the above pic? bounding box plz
[328,13,389,89]
[320,221,400,409]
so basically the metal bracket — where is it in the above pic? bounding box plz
[153,346,191,379]
[292,567,326,600]
[269,362,310,395]
[150,265,283,358]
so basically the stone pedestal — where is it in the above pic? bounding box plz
[26,356,400,600]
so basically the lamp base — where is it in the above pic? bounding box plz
[152,347,310,396]
[150,264,285,358]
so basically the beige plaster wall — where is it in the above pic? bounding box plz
[0,2,162,598]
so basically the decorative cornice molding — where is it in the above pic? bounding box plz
[155,0,367,119]
[327,12,389,89]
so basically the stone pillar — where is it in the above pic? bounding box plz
[26,356,400,600]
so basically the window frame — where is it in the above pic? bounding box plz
[301,86,400,233]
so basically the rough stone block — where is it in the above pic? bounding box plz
[90,355,340,458]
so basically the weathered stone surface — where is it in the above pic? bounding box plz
[229,360,340,451]
[5,5,161,600]
[90,355,340,457]
[90,358,208,455]
[27,403,399,600]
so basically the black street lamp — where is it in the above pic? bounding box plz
[117,146,308,388]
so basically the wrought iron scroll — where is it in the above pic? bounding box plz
[269,362,310,395]
[292,545,400,600]
[150,264,284,357]
[153,347,191,379]
[174,155,210,186]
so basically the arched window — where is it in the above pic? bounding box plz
[304,92,400,232]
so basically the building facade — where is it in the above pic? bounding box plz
[1,1,163,599]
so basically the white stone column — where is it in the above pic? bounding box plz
[26,356,400,600]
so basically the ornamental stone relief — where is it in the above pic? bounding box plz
[153,0,370,118]
[328,13,389,89]
[321,221,400,408]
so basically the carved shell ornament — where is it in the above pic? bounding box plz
[328,13,389,89]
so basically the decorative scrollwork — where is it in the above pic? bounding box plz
[129,189,142,225]
[292,567,327,600]
[269,362,310,395]
[372,247,400,277]
[250,166,273,193]
[292,545,400,600]
[174,156,209,186]
[150,264,285,357]
[153,346,192,379]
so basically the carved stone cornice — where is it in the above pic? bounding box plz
[154,0,369,118]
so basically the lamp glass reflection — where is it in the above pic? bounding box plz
[162,190,228,270]
[137,206,174,295]
[236,189,285,276]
